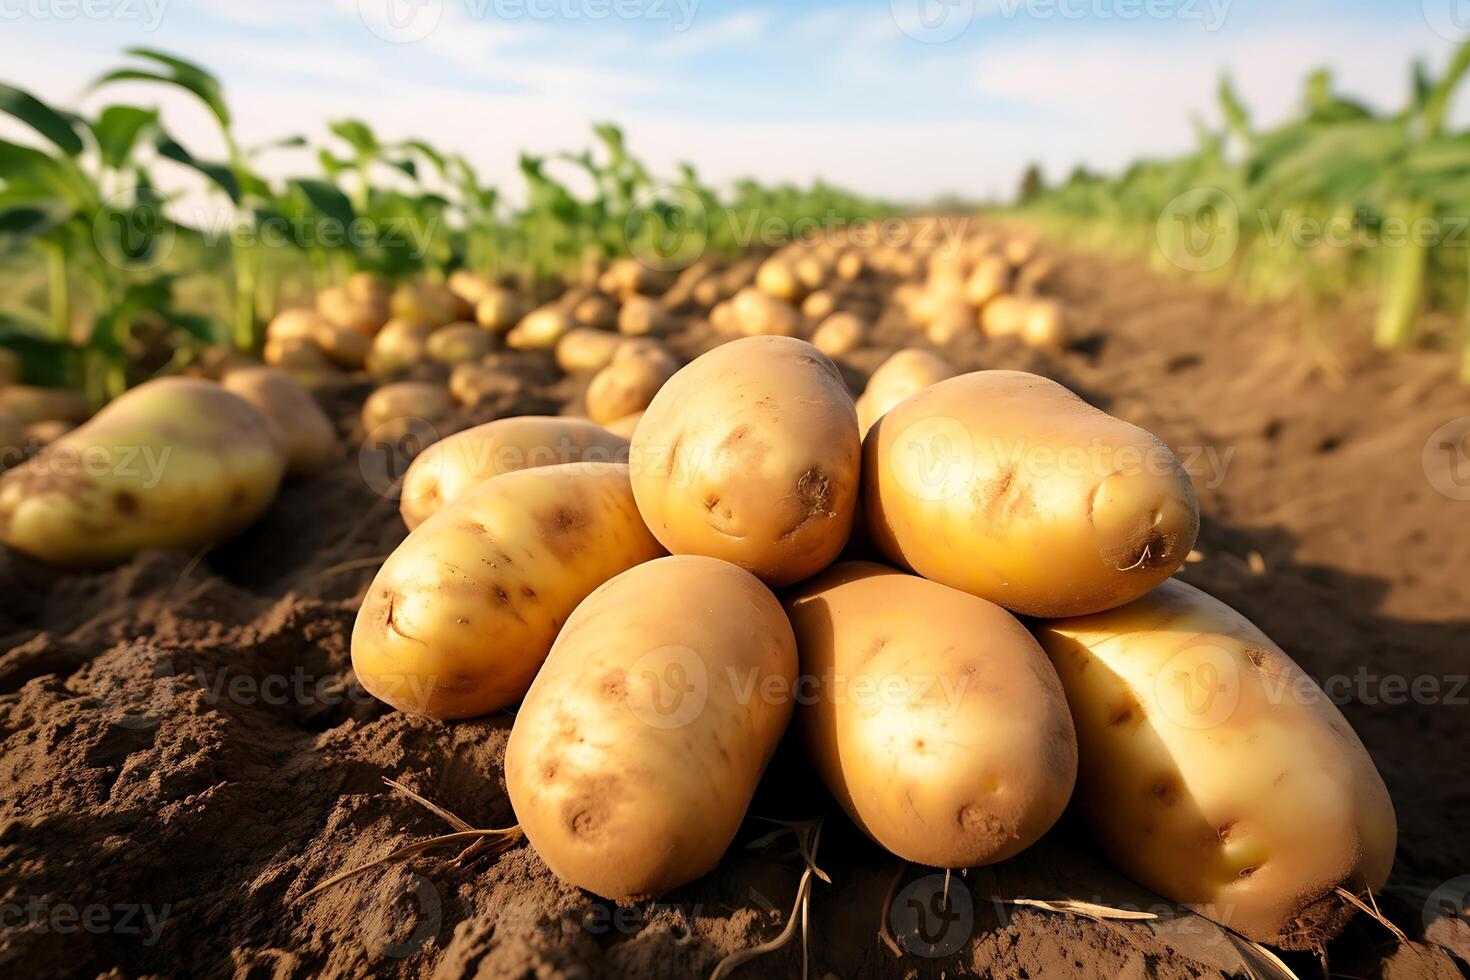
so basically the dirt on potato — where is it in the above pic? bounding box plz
[1,240,1468,980]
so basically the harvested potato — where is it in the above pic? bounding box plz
[448,269,495,307]
[794,254,830,292]
[391,282,467,328]
[1004,237,1038,267]
[732,287,800,337]
[787,562,1076,867]
[317,286,388,335]
[600,257,671,299]
[617,295,672,337]
[1037,579,1396,948]
[755,259,803,302]
[353,462,664,718]
[313,323,371,370]
[400,416,631,529]
[23,418,72,448]
[585,343,679,426]
[709,300,738,335]
[925,302,976,345]
[428,323,495,365]
[964,255,1011,307]
[475,288,525,335]
[506,555,796,899]
[361,381,453,449]
[691,277,722,308]
[507,306,573,351]
[631,336,859,586]
[555,327,623,374]
[449,362,524,407]
[0,348,21,388]
[0,378,284,566]
[264,336,335,375]
[864,370,1199,617]
[801,289,838,322]
[855,348,955,437]
[810,312,867,358]
[367,319,435,376]
[346,271,389,306]
[0,386,90,426]
[604,411,643,439]
[222,367,339,478]
[835,250,864,281]
[1020,298,1066,348]
[571,293,618,332]
[267,308,329,343]
[980,295,1027,338]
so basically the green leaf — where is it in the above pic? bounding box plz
[330,118,379,156]
[386,157,417,180]
[0,138,93,208]
[1217,74,1252,146]
[89,104,158,171]
[0,82,84,156]
[0,313,75,387]
[0,202,72,257]
[289,177,356,228]
[98,48,230,127]
[155,131,240,202]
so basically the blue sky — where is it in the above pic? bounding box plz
[0,0,1461,203]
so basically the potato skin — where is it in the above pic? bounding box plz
[400,416,631,530]
[506,555,797,900]
[785,562,1076,868]
[1036,579,1396,948]
[0,377,285,567]
[353,462,663,719]
[631,336,860,587]
[864,370,1199,616]
[855,348,955,437]
[221,367,339,478]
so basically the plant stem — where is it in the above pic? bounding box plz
[44,243,70,342]
[1374,199,1432,349]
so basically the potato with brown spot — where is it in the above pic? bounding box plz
[352,462,664,719]
[221,367,339,478]
[506,555,797,899]
[1036,579,1396,948]
[584,342,679,426]
[631,336,859,587]
[0,377,285,566]
[786,562,1076,868]
[855,348,955,438]
[400,416,631,529]
[864,370,1199,616]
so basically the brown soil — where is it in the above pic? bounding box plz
[2,240,1468,979]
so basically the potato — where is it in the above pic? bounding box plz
[266,308,329,343]
[604,411,643,439]
[507,306,573,351]
[835,250,864,281]
[600,258,670,299]
[964,255,1011,307]
[864,370,1199,616]
[855,348,955,438]
[0,378,284,566]
[555,327,623,374]
[810,312,866,358]
[794,254,830,292]
[400,416,631,529]
[263,336,336,377]
[980,295,1027,338]
[786,562,1076,867]
[0,386,90,426]
[222,367,339,478]
[571,293,619,332]
[0,347,21,388]
[448,362,524,407]
[23,418,71,448]
[505,554,796,899]
[317,286,388,336]
[313,322,371,370]
[1004,237,1038,267]
[475,288,525,335]
[1020,298,1066,348]
[754,258,803,302]
[925,301,976,345]
[801,289,838,322]
[617,295,671,337]
[391,282,467,328]
[346,271,389,306]
[428,323,495,365]
[1036,579,1396,948]
[447,269,495,307]
[361,381,453,449]
[732,287,800,337]
[692,277,722,308]
[352,462,664,718]
[631,336,859,586]
[708,300,737,335]
[584,343,679,426]
[366,319,434,375]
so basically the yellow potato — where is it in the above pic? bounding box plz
[263,336,337,378]
[864,370,1199,616]
[800,289,838,322]
[555,327,623,374]
[23,419,72,449]
[599,258,671,299]
[361,381,453,447]
[505,555,796,899]
[855,348,956,438]
[571,293,619,332]
[366,319,435,376]
[427,323,495,365]
[732,286,800,337]
[447,269,495,307]
[810,312,867,358]
[346,271,389,306]
[391,282,468,329]
[1037,579,1396,948]
[352,462,664,718]
[631,336,860,586]
[786,562,1076,867]
[604,411,643,439]
[585,343,679,426]
[222,367,339,478]
[981,295,1027,338]
[1020,298,1066,349]
[267,308,328,343]
[617,295,672,337]
[507,306,573,351]
[708,300,737,335]
[925,301,976,345]
[964,255,1011,307]
[448,362,524,407]
[754,258,803,302]
[317,286,388,336]
[400,416,630,529]
[0,378,284,566]
[0,386,91,426]
[475,288,526,335]
[835,250,864,281]
[0,348,21,388]
[313,323,371,370]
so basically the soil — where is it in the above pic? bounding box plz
[2,237,1468,980]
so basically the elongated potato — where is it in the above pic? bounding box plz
[391,282,468,328]
[855,348,955,438]
[732,287,799,337]
[506,555,797,899]
[0,378,285,566]
[507,306,573,350]
[367,320,434,376]
[400,416,631,529]
[1036,579,1396,948]
[222,367,339,478]
[555,327,623,374]
[584,343,679,426]
[427,323,494,365]
[317,286,388,335]
[810,312,866,358]
[448,362,523,407]
[476,288,526,335]
[864,370,1199,616]
[352,462,664,719]
[786,562,1076,867]
[631,336,860,587]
